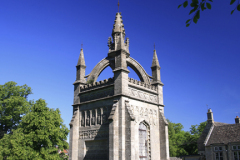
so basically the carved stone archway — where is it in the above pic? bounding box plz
[86,56,151,84]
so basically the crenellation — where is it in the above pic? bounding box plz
[128,77,157,91]
[80,77,114,91]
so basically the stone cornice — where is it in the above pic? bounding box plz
[73,94,164,106]
[112,67,130,73]
[73,80,86,85]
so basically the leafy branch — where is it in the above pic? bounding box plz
[178,0,240,27]
[231,0,240,14]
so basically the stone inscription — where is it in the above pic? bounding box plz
[128,87,158,103]
[80,87,114,102]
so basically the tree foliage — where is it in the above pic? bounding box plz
[0,81,32,138]
[178,0,240,26]
[168,119,207,157]
[0,99,69,160]
[168,120,188,157]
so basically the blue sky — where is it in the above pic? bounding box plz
[1,0,240,138]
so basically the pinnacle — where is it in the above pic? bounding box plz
[77,48,86,66]
[151,49,160,67]
[112,12,125,34]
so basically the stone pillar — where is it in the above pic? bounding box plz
[69,107,79,160]
[130,118,136,160]
[118,98,126,160]
[100,108,103,125]
[90,110,92,126]
[95,109,97,126]
[112,49,129,96]
[109,100,119,160]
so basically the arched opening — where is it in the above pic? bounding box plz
[87,57,151,84]
[139,121,150,160]
[96,66,113,82]
[127,66,141,81]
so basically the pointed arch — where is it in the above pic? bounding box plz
[86,58,113,83]
[127,57,151,84]
[139,120,151,160]
[86,56,151,84]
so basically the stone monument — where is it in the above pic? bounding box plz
[69,12,170,160]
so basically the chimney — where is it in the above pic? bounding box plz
[235,116,239,124]
[207,109,214,124]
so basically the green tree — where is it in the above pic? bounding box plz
[168,119,188,157]
[0,99,69,160]
[0,81,32,139]
[180,121,207,155]
[59,152,69,160]
[178,0,240,26]
[168,120,207,156]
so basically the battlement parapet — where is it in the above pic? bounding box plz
[80,78,114,91]
[128,78,157,91]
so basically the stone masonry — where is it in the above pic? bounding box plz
[69,12,170,160]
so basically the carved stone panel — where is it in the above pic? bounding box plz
[79,129,108,139]
[80,106,112,128]
[126,103,158,126]
[128,87,158,103]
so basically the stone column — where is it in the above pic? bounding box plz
[109,100,119,160]
[90,110,92,126]
[84,111,87,127]
[69,107,80,160]
[95,109,97,126]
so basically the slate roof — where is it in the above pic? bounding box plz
[206,124,240,146]
[214,122,228,126]
[197,123,212,151]
[198,121,236,151]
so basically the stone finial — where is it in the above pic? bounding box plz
[75,48,86,83]
[112,12,125,35]
[108,12,130,54]
[151,49,160,68]
[77,48,86,66]
[151,49,162,85]
[125,37,129,52]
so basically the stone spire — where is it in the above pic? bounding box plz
[75,48,86,82]
[112,12,125,36]
[151,49,160,67]
[77,48,85,66]
[151,49,162,85]
[108,12,129,54]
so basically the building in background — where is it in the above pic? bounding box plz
[68,12,169,160]
[198,109,240,160]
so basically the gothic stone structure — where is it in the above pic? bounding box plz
[69,12,170,160]
[197,109,240,160]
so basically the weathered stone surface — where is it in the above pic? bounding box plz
[69,11,169,160]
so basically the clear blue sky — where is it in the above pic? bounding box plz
[1,0,240,138]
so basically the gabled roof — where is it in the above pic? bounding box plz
[198,122,212,151]
[198,121,234,151]
[214,122,228,126]
[206,124,240,146]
